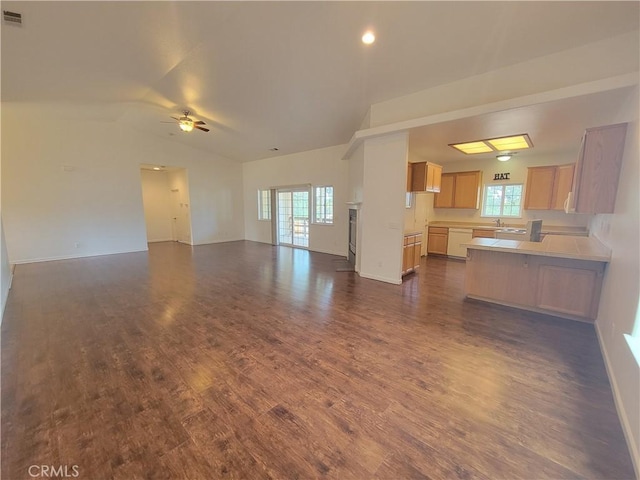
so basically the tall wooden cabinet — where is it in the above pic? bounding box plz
[524,164,575,211]
[567,123,627,214]
[434,171,481,209]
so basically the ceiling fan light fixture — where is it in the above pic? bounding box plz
[179,119,194,132]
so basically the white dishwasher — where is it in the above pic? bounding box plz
[447,228,473,258]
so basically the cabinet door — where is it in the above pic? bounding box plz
[434,174,454,208]
[536,264,601,319]
[428,164,442,193]
[453,171,481,209]
[427,233,448,255]
[551,164,575,210]
[524,166,556,210]
[574,123,627,214]
[465,249,537,307]
[413,238,422,268]
[472,229,495,239]
[402,244,409,274]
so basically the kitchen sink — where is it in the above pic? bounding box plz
[497,228,526,233]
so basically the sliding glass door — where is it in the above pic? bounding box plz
[277,188,309,248]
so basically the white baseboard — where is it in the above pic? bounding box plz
[192,237,244,246]
[148,238,174,243]
[10,247,149,265]
[595,321,640,479]
[308,247,347,258]
[358,272,402,285]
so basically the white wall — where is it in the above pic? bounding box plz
[370,31,639,127]
[359,132,408,284]
[242,144,349,257]
[590,87,640,474]
[140,170,173,242]
[426,153,591,228]
[1,103,245,263]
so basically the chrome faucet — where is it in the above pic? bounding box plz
[494,219,502,227]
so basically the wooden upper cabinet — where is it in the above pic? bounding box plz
[524,164,576,211]
[551,164,575,210]
[570,123,627,214]
[453,171,482,209]
[434,173,455,207]
[524,166,556,210]
[434,171,481,209]
[409,162,443,193]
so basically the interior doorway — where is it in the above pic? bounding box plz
[277,187,309,248]
[140,165,193,245]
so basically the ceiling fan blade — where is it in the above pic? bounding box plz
[170,116,180,121]
[195,126,210,132]
[160,121,177,123]
[194,120,206,125]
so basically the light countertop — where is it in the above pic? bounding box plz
[427,221,588,236]
[463,235,611,262]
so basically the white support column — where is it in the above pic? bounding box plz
[359,132,409,284]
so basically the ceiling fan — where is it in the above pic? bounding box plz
[165,110,209,133]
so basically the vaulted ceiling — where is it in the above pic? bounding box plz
[2,1,638,162]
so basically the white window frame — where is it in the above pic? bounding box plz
[258,189,271,221]
[313,185,334,225]
[481,183,524,218]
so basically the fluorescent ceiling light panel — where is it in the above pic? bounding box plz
[449,141,494,154]
[487,134,532,151]
[450,134,533,155]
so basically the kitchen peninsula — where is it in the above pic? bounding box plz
[463,235,610,322]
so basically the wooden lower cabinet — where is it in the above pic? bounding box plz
[402,233,422,276]
[536,263,601,318]
[465,248,605,322]
[427,227,448,255]
[472,229,496,239]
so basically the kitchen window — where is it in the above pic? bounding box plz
[482,183,523,217]
[258,189,271,220]
[313,185,333,224]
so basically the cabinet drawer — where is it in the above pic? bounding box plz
[472,229,495,239]
[428,227,448,235]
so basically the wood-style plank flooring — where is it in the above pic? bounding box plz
[1,241,635,479]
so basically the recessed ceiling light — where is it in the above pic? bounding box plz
[362,31,375,45]
[153,167,161,170]
[450,133,533,155]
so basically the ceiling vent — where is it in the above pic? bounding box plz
[3,10,22,25]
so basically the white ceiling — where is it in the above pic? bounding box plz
[1,1,638,162]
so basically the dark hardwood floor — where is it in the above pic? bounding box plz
[1,241,635,479]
